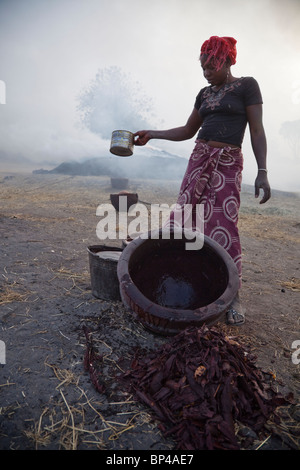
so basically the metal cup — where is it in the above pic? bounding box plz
[110,130,134,156]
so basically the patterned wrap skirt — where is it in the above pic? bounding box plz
[166,140,244,286]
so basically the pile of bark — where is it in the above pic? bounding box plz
[119,326,291,450]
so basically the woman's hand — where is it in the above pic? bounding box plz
[134,130,152,146]
[255,171,271,204]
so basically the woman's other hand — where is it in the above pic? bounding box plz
[255,171,271,204]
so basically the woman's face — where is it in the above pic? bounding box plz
[200,55,228,87]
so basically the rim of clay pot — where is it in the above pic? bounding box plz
[117,229,239,329]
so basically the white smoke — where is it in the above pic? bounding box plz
[77,66,157,140]
[0,0,299,189]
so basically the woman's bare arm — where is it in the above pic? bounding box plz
[134,108,203,146]
[246,104,271,204]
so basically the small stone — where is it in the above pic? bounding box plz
[238,426,258,439]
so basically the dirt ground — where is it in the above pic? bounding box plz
[0,171,299,451]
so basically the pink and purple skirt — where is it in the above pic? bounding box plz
[166,140,244,286]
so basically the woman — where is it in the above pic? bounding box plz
[134,36,271,326]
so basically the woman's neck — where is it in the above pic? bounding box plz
[212,73,238,91]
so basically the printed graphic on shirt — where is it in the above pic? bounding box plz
[202,80,242,110]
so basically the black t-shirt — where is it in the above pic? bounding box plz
[194,77,263,147]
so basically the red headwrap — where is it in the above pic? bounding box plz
[200,36,237,70]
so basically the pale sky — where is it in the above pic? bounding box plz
[0,0,300,191]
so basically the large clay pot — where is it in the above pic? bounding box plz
[117,229,239,335]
